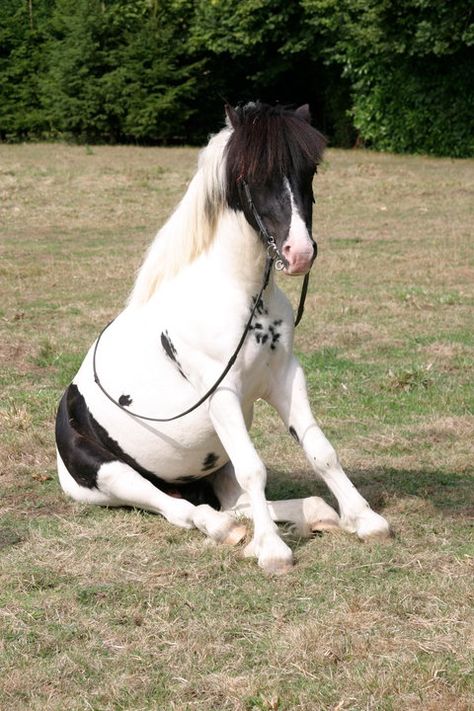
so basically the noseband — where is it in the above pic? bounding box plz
[92,181,311,422]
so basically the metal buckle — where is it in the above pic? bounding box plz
[266,236,278,259]
[266,237,285,271]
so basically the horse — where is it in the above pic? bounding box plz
[55,102,390,574]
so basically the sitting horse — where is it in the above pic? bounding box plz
[56,102,390,574]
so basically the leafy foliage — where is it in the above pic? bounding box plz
[40,0,202,143]
[302,0,474,156]
[0,0,472,154]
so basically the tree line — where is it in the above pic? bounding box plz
[0,0,472,156]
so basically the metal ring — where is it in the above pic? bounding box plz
[275,259,285,271]
[267,244,278,259]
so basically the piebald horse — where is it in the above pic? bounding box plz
[56,103,390,574]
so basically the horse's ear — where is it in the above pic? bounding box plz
[225,104,240,129]
[295,104,311,123]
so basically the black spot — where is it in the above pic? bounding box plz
[160,331,187,379]
[251,295,268,316]
[270,328,281,350]
[289,426,299,444]
[55,384,219,508]
[119,394,132,407]
[202,452,219,472]
[161,330,178,361]
[254,322,263,330]
[273,319,283,326]
[261,334,268,344]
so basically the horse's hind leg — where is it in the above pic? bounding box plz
[57,453,246,544]
[211,463,340,536]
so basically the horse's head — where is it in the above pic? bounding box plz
[224,102,326,276]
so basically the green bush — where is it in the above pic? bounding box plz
[0,0,472,155]
[352,53,474,157]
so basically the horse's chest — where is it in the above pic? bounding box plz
[240,303,289,387]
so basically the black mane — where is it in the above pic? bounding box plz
[225,102,326,208]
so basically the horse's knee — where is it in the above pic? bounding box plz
[234,460,267,494]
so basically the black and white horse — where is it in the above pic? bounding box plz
[56,102,390,574]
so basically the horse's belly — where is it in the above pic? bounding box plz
[124,420,230,482]
[73,348,240,482]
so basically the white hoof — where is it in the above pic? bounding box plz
[342,509,391,540]
[222,522,247,546]
[302,497,340,536]
[243,539,257,558]
[357,511,391,540]
[243,534,294,574]
[193,505,246,544]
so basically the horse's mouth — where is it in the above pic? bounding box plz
[283,260,314,277]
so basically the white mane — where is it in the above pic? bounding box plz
[128,127,232,307]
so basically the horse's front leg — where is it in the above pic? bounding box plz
[208,388,294,574]
[268,358,391,539]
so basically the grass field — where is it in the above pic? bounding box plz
[0,143,473,711]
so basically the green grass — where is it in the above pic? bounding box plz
[0,144,473,710]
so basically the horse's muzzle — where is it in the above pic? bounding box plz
[282,239,317,276]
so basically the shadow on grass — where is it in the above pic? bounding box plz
[266,466,473,518]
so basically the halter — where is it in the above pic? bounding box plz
[240,179,310,327]
[240,180,287,271]
[92,183,311,422]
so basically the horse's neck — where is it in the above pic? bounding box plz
[207,209,269,295]
[128,189,269,308]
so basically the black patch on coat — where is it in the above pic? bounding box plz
[268,324,281,350]
[251,296,268,317]
[252,318,281,350]
[119,394,132,407]
[289,426,299,444]
[55,384,219,508]
[160,331,187,379]
[201,452,219,472]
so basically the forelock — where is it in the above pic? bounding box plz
[225,102,326,191]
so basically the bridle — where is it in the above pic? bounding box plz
[240,180,287,272]
[92,181,312,422]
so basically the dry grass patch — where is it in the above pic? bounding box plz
[0,143,473,710]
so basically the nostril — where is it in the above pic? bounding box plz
[283,243,292,256]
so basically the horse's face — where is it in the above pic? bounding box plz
[244,171,317,276]
[225,103,325,276]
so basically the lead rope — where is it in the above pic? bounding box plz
[294,272,309,327]
[92,256,274,422]
[92,183,311,422]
